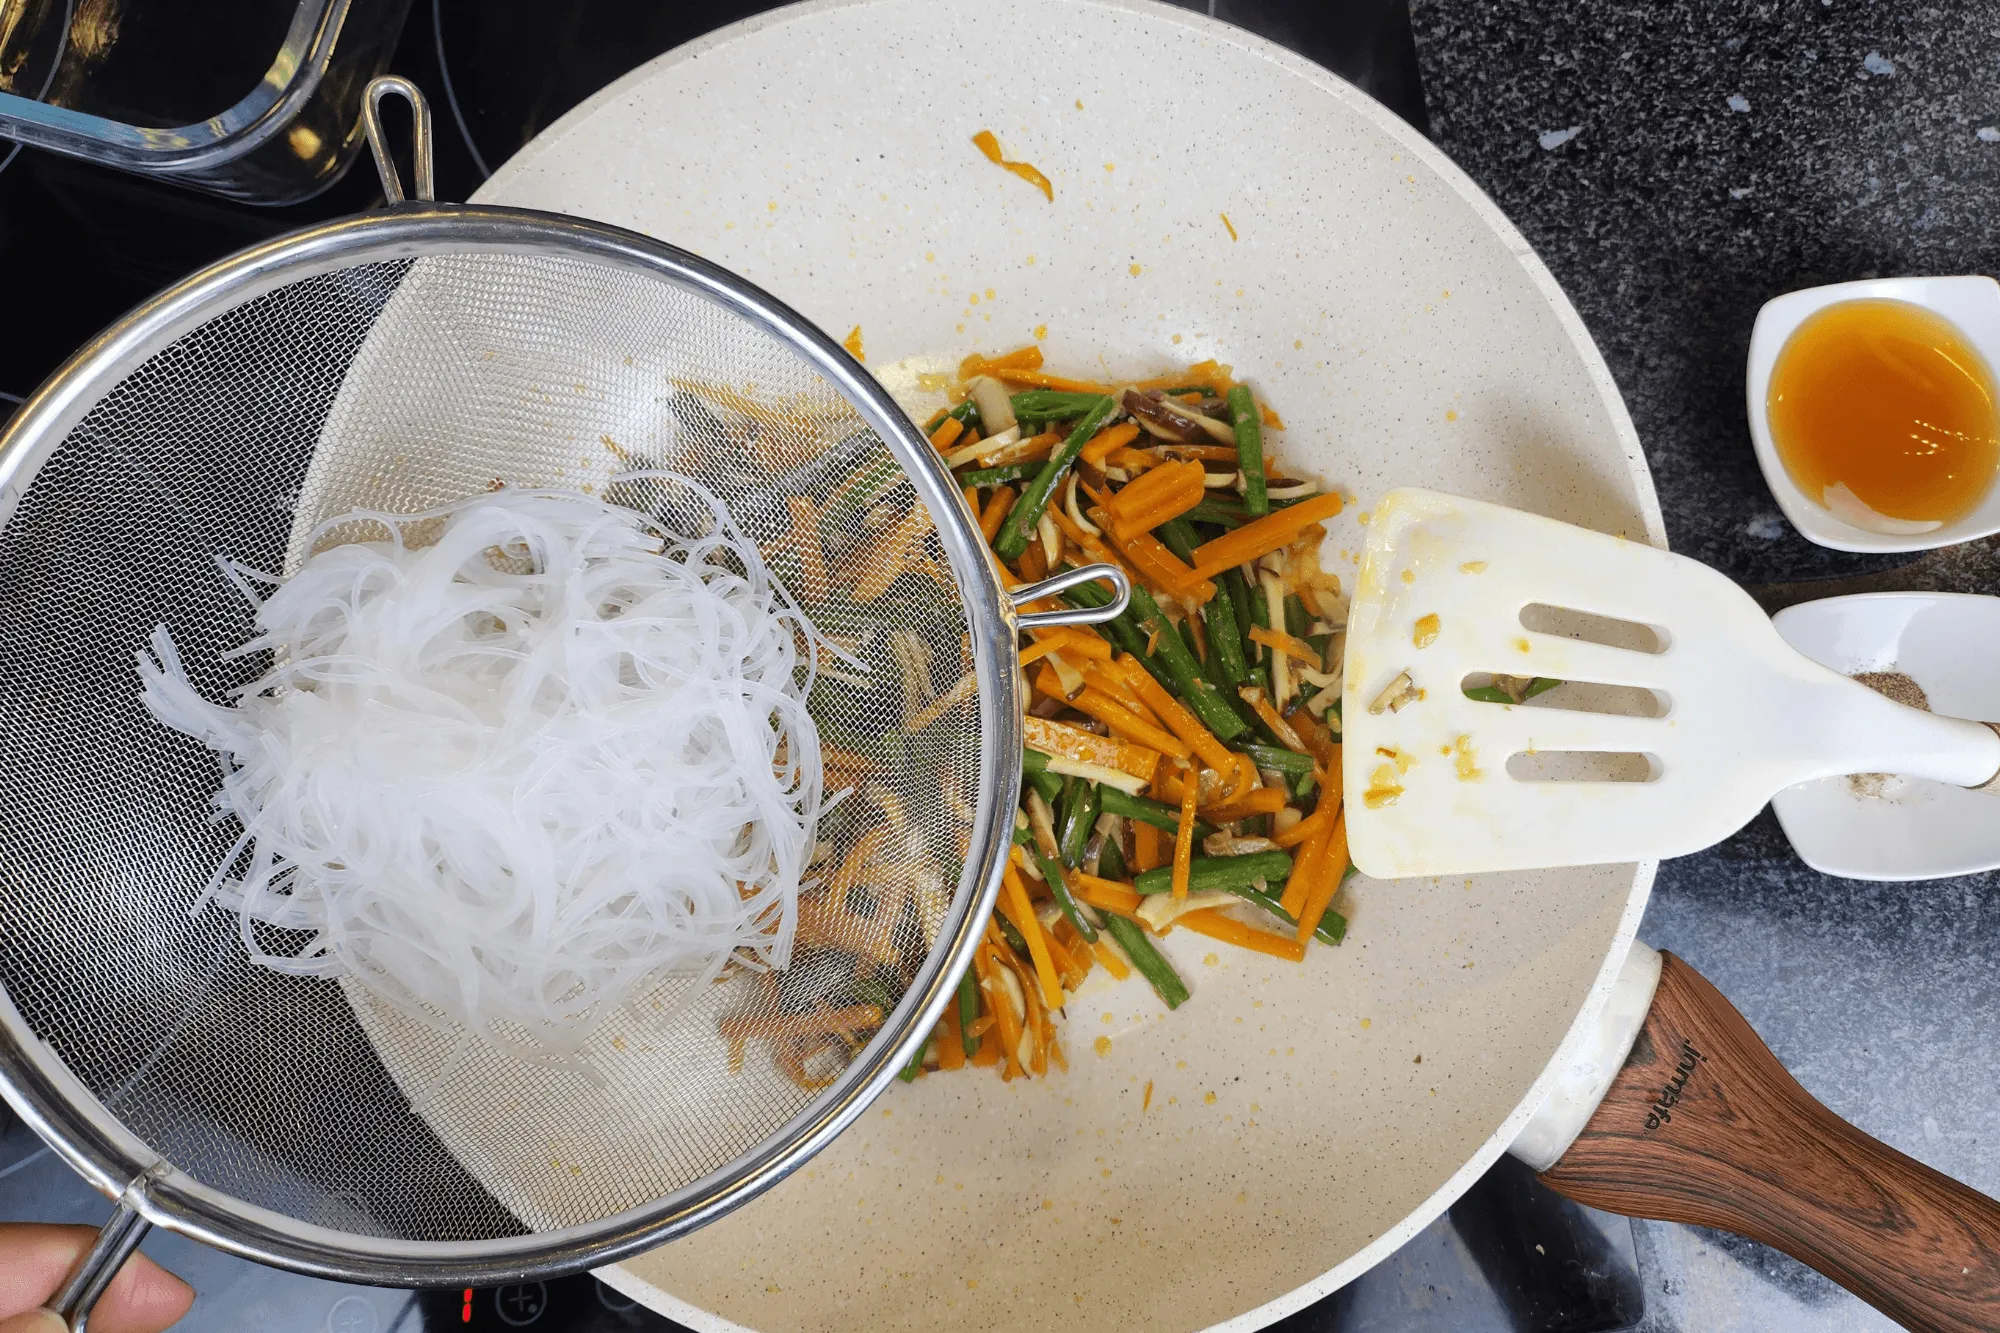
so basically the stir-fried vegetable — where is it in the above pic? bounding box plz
[899,348,1371,1083]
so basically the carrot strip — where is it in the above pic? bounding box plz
[930,416,965,450]
[784,496,828,607]
[854,509,929,600]
[1189,491,1346,577]
[978,486,1017,542]
[1041,924,1080,980]
[1296,812,1349,944]
[1080,663,1162,725]
[978,939,1026,1079]
[1172,777,1198,901]
[1156,359,1235,391]
[1249,625,1322,664]
[971,130,1054,202]
[1047,504,1133,577]
[990,368,1112,392]
[1279,818,1330,917]
[1001,862,1066,1010]
[1113,655,1234,770]
[1080,872,1144,904]
[1091,936,1132,980]
[1111,489,1206,541]
[1176,909,1307,963]
[1271,800,1337,849]
[1051,920,1093,990]
[1124,531,1216,602]
[1106,459,1204,517]
[1104,446,1163,472]
[719,1003,884,1041]
[959,345,1044,379]
[1011,960,1047,1077]
[1287,708,1342,774]
[1033,661,1075,704]
[1031,624,1114,660]
[1070,687,1192,759]
[1223,753,1259,802]
[934,1009,967,1070]
[910,673,975,731]
[1202,787,1289,821]
[1025,990,1049,1077]
[1239,687,1310,753]
[1017,639,1063,668]
[1075,883,1141,918]
[1319,744,1344,810]
[1260,403,1285,430]
[1080,421,1142,465]
[1022,715,1163,781]
[1098,518,1216,604]
[1132,821,1167,872]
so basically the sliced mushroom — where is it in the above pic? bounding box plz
[1065,475,1101,534]
[1146,391,1236,444]
[1122,388,1204,443]
[967,375,1017,435]
[1202,832,1281,856]
[1368,670,1424,715]
[1122,388,1233,445]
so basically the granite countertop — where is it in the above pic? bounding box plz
[1407,3,2000,1329]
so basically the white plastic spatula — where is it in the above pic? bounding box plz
[1339,489,2000,879]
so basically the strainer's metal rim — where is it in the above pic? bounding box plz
[0,202,1021,1286]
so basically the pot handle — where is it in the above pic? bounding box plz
[1529,947,2000,1333]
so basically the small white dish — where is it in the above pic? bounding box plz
[1745,275,2000,552]
[1770,592,2000,881]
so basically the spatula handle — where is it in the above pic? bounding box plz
[1977,721,2000,791]
[1538,952,2000,1333]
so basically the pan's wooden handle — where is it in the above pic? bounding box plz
[1538,951,2000,1333]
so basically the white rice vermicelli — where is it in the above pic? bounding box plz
[137,479,825,1061]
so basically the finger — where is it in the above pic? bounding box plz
[0,1309,65,1333]
[86,1246,192,1333]
[0,1225,191,1333]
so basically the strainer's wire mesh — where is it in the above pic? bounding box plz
[0,211,1013,1284]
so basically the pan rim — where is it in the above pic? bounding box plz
[476,0,1668,1327]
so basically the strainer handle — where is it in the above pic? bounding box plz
[44,1199,150,1332]
[361,75,437,205]
[1011,563,1130,628]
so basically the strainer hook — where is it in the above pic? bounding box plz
[362,75,436,205]
[1012,562,1130,629]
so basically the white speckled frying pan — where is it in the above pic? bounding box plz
[471,2,2000,1329]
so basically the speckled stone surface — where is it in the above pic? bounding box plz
[1410,5,2000,1329]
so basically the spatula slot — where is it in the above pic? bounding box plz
[1520,603,1670,654]
[1505,751,1660,783]
[1459,675,1671,718]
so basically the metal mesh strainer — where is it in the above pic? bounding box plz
[0,80,1125,1327]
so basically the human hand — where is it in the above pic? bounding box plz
[0,1224,191,1333]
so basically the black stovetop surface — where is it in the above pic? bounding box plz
[2,4,1639,1331]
